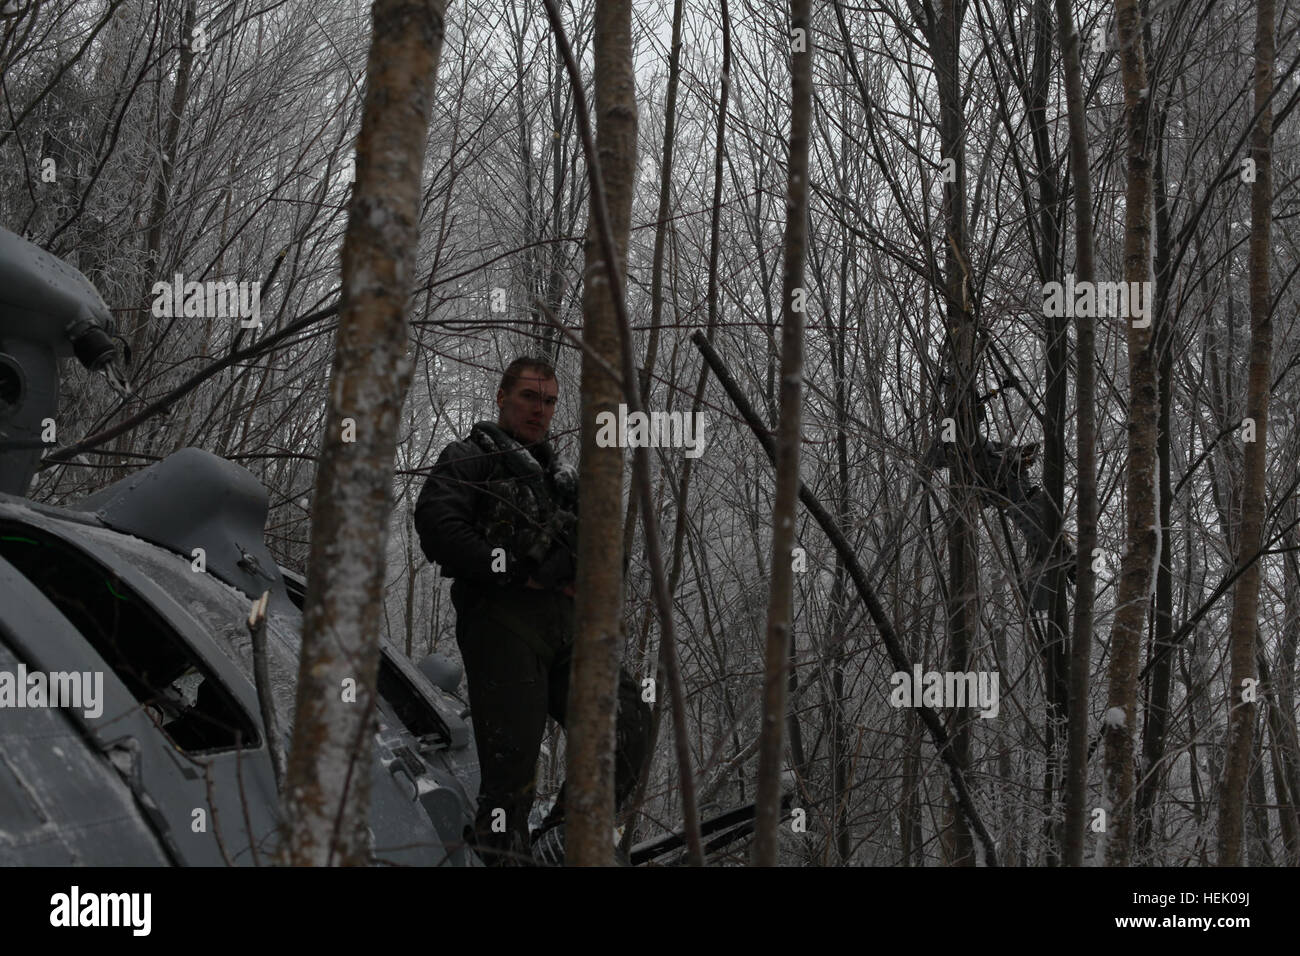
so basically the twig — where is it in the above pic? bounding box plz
[248,590,286,795]
[533,297,624,388]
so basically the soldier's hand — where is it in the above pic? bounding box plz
[525,576,545,589]
[561,583,576,598]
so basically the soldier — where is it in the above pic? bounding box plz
[927,375,1075,612]
[414,355,651,866]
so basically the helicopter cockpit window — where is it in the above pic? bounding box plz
[0,521,259,754]
[376,655,452,749]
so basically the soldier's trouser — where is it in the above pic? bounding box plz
[451,582,651,866]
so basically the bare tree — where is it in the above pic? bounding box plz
[556,0,639,864]
[280,0,448,866]
[1102,0,1158,867]
[1217,0,1274,866]
[1055,0,1098,868]
[922,0,978,866]
[752,0,811,867]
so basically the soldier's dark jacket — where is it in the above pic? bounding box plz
[414,420,650,865]
[414,421,578,592]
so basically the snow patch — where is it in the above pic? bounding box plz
[1103,706,1126,729]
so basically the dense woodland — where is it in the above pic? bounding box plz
[2,0,1297,865]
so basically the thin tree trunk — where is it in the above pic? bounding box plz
[1275,510,1300,865]
[510,8,539,333]
[621,0,688,571]
[542,33,569,360]
[1247,717,1273,865]
[1217,0,1273,866]
[280,0,447,866]
[1029,0,1068,866]
[752,0,812,867]
[637,0,685,404]
[1260,638,1300,861]
[559,0,638,866]
[615,0,725,841]
[404,512,417,658]
[1056,0,1098,868]
[1136,88,1174,856]
[144,0,194,272]
[933,0,977,867]
[128,0,195,442]
[829,98,853,862]
[1102,0,1158,868]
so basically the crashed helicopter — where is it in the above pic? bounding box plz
[0,225,480,866]
[0,226,778,867]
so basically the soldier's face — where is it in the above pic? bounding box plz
[497,373,558,444]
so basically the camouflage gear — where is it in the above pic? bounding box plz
[466,421,578,575]
[414,420,577,590]
[414,421,651,866]
[929,434,1075,612]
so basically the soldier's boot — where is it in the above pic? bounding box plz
[531,821,565,866]
[471,788,535,867]
[531,822,635,866]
